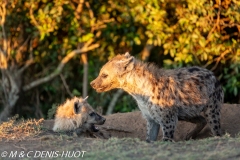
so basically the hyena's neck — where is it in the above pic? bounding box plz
[120,60,161,96]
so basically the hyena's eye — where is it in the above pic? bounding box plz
[101,73,108,78]
[89,112,95,117]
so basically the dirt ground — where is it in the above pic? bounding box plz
[0,103,240,160]
[99,103,240,141]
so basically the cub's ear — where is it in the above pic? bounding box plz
[83,96,88,102]
[74,100,82,114]
[124,52,131,58]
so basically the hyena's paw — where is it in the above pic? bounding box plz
[185,133,192,141]
[162,137,175,142]
[146,139,155,143]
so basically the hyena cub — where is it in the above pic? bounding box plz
[53,96,106,135]
[91,52,224,142]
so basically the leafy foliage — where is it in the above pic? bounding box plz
[0,0,239,119]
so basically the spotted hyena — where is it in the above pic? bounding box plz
[91,52,224,142]
[53,96,106,135]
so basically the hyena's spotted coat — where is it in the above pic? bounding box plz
[53,97,106,135]
[91,52,224,141]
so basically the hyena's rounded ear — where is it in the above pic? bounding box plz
[118,53,133,64]
[125,58,134,71]
[74,100,82,114]
[117,55,134,71]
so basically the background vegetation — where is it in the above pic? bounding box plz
[0,0,239,120]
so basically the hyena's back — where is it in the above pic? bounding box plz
[174,66,223,104]
[151,66,223,109]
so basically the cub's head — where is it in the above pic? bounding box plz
[90,52,134,92]
[74,97,106,132]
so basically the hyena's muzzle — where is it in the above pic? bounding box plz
[90,78,103,92]
[88,112,106,132]
[90,77,115,93]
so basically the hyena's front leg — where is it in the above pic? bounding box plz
[146,118,160,142]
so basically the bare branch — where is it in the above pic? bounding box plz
[35,89,44,118]
[0,49,7,69]
[74,0,84,20]
[84,38,94,48]
[78,0,84,13]
[205,1,221,46]
[18,36,31,52]
[22,43,99,91]
[211,49,231,71]
[192,52,201,65]
[204,48,231,70]
[17,39,34,75]
[202,60,213,68]
[91,19,114,32]
[85,2,94,19]
[85,1,98,34]
[60,74,74,97]
[84,1,114,33]
[29,6,41,31]
[18,59,34,75]
[106,90,124,115]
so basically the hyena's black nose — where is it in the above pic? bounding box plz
[102,117,106,123]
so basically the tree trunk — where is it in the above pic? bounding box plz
[0,69,20,121]
[0,98,18,121]
[106,89,124,115]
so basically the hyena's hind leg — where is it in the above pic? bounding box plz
[181,116,207,140]
[204,103,222,137]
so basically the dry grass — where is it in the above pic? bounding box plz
[0,115,43,141]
